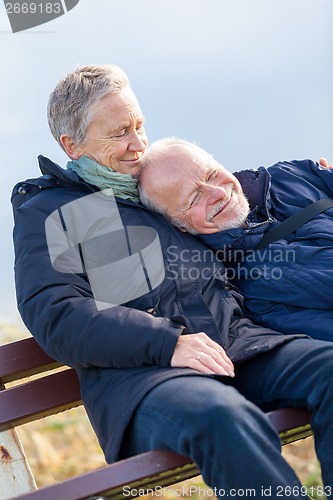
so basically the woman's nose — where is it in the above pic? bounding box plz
[128,130,147,152]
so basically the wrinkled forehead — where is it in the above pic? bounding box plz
[89,87,142,124]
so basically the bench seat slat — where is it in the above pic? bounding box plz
[15,451,197,500]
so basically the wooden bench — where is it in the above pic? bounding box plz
[0,337,313,500]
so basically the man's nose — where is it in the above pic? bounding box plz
[128,130,147,152]
[205,184,227,204]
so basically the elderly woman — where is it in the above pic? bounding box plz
[12,65,333,496]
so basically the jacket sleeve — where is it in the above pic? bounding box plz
[268,160,333,212]
[243,299,333,340]
[13,203,182,370]
[311,159,333,195]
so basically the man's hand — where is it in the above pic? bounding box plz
[319,158,333,169]
[170,332,235,377]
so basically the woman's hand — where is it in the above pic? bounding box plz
[170,332,235,377]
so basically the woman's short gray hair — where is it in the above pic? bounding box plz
[47,64,130,151]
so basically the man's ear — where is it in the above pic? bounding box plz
[60,134,83,160]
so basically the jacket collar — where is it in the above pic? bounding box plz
[38,155,89,187]
[37,155,144,209]
[234,166,272,223]
[198,166,274,251]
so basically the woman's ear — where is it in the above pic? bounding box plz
[60,134,83,160]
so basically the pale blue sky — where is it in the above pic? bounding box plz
[1,0,332,323]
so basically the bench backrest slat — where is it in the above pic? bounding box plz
[0,369,81,431]
[0,338,60,383]
[0,340,312,437]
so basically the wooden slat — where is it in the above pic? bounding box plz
[0,346,312,440]
[0,369,81,431]
[10,451,198,500]
[268,407,312,431]
[268,408,312,445]
[0,338,60,383]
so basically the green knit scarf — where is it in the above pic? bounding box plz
[67,156,140,203]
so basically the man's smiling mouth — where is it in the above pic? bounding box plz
[207,193,232,222]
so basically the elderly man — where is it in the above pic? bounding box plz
[12,65,333,498]
[139,137,333,341]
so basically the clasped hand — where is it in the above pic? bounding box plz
[170,332,235,377]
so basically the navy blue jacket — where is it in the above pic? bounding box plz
[12,156,301,463]
[200,160,333,341]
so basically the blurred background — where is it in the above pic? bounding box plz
[1,0,332,495]
[1,0,332,322]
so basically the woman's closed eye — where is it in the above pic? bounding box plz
[114,130,127,139]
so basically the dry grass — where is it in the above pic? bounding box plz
[17,408,106,486]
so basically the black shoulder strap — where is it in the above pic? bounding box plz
[256,198,333,250]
